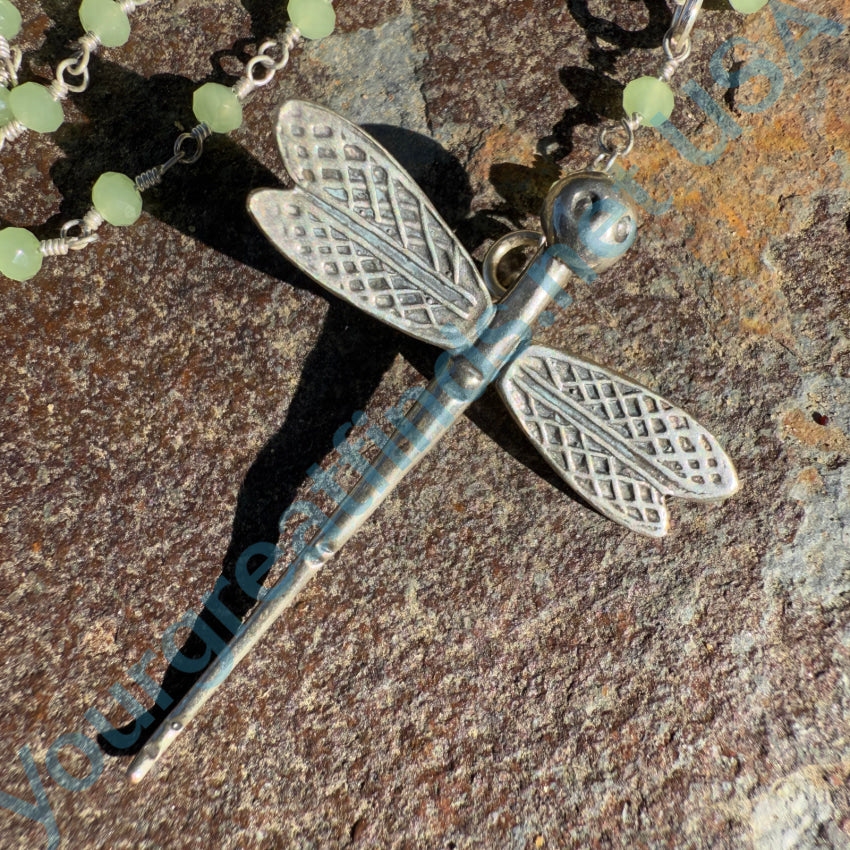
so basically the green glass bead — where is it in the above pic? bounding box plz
[728,0,768,12]
[0,87,12,125]
[0,227,43,281]
[8,82,64,133]
[79,0,130,48]
[623,76,675,128]
[192,82,242,133]
[92,172,143,226]
[0,0,22,40]
[287,0,335,40]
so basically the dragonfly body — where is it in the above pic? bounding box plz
[128,245,571,782]
[128,100,738,781]
[322,241,574,540]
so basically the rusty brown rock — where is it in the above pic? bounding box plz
[1,1,849,848]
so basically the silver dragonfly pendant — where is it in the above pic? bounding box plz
[128,100,738,781]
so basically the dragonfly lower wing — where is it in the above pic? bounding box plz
[250,186,486,348]
[497,344,739,537]
[500,368,671,536]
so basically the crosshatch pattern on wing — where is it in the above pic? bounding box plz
[498,346,739,536]
[247,100,492,348]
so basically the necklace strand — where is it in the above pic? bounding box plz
[0,0,767,283]
[0,0,337,279]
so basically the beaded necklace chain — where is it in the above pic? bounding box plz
[0,0,337,281]
[0,0,769,286]
[0,0,770,284]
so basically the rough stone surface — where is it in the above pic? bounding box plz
[1,1,849,848]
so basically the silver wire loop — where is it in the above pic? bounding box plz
[60,210,101,241]
[257,38,296,73]
[135,127,210,192]
[668,0,703,54]
[53,56,92,96]
[594,117,638,170]
[233,25,301,101]
[0,35,22,87]
[598,118,637,157]
[46,209,103,255]
[174,123,211,165]
[244,52,277,87]
[482,230,544,300]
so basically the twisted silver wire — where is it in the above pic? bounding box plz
[591,0,703,169]
[0,35,22,87]
[0,119,26,151]
[5,0,307,271]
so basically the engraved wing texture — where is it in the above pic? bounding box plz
[248,100,492,349]
[497,345,739,537]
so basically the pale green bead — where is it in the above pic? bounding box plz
[0,227,43,281]
[192,82,242,133]
[623,76,674,128]
[729,0,768,12]
[287,0,335,40]
[0,87,12,125]
[0,0,22,40]
[79,0,130,47]
[92,172,143,226]
[8,82,64,133]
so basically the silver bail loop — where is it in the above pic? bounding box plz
[482,230,544,300]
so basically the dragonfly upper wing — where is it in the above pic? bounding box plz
[248,100,492,349]
[497,345,739,537]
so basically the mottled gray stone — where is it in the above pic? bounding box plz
[302,13,428,135]
[1,1,850,849]
[752,767,846,850]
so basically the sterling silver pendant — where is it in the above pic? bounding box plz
[249,100,738,536]
[128,100,738,780]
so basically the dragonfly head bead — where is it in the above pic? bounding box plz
[540,171,637,273]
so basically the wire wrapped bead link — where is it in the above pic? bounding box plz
[134,123,212,191]
[0,2,325,280]
[0,33,22,87]
[591,0,703,169]
[233,24,302,101]
[1,2,150,151]
[40,209,104,257]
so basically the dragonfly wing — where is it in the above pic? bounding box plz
[248,100,492,349]
[497,345,739,537]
